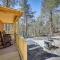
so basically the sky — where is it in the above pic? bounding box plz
[28,0,42,17]
[11,0,43,17]
[0,0,42,17]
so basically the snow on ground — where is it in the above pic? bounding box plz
[27,36,60,48]
[26,37,47,47]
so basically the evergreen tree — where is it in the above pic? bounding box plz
[20,0,34,37]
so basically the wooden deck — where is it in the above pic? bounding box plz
[0,45,20,60]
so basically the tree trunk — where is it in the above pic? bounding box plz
[6,0,10,7]
[50,10,53,36]
[25,13,28,37]
[23,12,28,38]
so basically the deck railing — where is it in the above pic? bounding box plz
[16,34,27,60]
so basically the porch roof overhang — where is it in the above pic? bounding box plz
[0,7,23,24]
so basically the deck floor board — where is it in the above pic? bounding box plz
[0,45,20,60]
